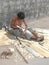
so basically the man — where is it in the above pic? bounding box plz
[11,12,44,41]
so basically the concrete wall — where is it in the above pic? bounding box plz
[0,0,49,27]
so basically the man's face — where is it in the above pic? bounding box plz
[19,18,24,22]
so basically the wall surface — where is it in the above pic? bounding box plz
[0,0,49,27]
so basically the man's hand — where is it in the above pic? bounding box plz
[17,26,24,33]
[22,30,26,35]
[17,26,26,35]
[17,26,21,29]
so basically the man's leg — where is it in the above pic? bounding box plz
[24,30,37,40]
[28,27,38,37]
[25,29,44,41]
[28,28,44,41]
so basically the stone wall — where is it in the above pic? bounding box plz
[0,0,49,27]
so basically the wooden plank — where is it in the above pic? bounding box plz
[24,45,44,58]
[14,44,28,64]
[29,43,49,58]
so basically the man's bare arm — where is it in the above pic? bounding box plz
[23,19,28,32]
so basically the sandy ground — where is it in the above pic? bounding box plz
[0,58,49,65]
[0,46,49,65]
[0,16,49,65]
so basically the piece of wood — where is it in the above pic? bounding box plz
[24,45,44,58]
[14,45,28,64]
[29,43,49,58]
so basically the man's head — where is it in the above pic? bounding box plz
[17,12,25,19]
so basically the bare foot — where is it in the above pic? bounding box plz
[37,36,44,42]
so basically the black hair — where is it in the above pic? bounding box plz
[17,12,25,19]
